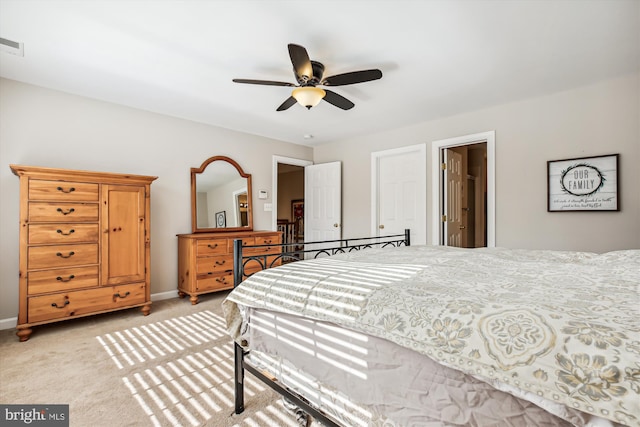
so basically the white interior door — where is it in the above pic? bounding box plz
[444,149,463,247]
[305,161,342,242]
[372,144,426,245]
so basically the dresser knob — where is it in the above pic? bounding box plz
[56,208,75,215]
[56,229,75,236]
[56,275,75,282]
[113,291,130,299]
[56,251,75,259]
[51,298,70,309]
[56,186,76,194]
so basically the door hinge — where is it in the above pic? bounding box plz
[442,215,447,222]
[441,163,447,170]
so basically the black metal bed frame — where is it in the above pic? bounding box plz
[232,229,410,426]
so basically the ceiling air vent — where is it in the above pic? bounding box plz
[0,37,24,56]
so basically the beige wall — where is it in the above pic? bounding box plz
[2,73,639,325]
[0,78,313,322]
[314,72,640,252]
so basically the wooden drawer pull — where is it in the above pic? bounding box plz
[114,291,130,299]
[56,186,76,194]
[56,208,75,215]
[56,251,75,258]
[215,277,227,283]
[215,260,226,266]
[56,275,75,282]
[207,243,218,249]
[56,229,75,236]
[51,298,70,309]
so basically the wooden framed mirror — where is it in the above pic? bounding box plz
[191,156,253,233]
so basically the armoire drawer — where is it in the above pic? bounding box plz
[28,282,146,323]
[28,266,99,295]
[28,243,98,270]
[28,202,99,222]
[196,239,229,256]
[28,224,99,245]
[29,180,99,201]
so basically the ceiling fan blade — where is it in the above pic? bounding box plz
[323,89,355,110]
[288,44,313,81]
[276,96,298,111]
[322,69,383,86]
[233,78,295,87]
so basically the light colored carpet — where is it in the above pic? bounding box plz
[0,291,304,427]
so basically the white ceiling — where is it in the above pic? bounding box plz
[1,0,638,146]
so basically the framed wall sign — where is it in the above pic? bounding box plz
[547,154,619,212]
[215,211,226,227]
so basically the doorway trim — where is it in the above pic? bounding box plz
[431,131,496,247]
[272,155,313,231]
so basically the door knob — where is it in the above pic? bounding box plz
[333,223,340,228]
[459,226,466,229]
[379,224,384,229]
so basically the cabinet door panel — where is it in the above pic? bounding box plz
[101,185,146,285]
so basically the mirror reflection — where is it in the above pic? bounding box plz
[191,156,253,232]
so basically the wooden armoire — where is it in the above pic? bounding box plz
[10,165,157,341]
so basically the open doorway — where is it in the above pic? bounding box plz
[271,156,312,247]
[444,143,487,248]
[276,163,305,246]
[431,131,496,247]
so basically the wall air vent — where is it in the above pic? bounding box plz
[0,37,24,57]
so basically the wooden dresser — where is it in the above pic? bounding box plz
[10,165,157,341]
[177,230,281,304]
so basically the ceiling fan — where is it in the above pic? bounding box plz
[232,43,383,111]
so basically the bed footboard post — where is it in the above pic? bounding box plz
[404,228,411,246]
[233,239,243,288]
[234,341,245,414]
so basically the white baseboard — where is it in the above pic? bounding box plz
[0,317,17,331]
[0,290,181,331]
[151,290,180,301]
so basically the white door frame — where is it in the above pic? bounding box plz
[371,143,427,245]
[431,131,496,247]
[271,155,313,231]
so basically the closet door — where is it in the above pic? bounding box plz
[101,185,146,285]
[371,144,426,245]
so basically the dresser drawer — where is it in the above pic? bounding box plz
[244,255,282,273]
[196,255,233,275]
[28,266,99,295]
[196,239,229,256]
[28,282,146,323]
[227,236,256,252]
[29,224,99,245]
[29,180,99,202]
[255,235,280,245]
[29,202,99,222]
[195,272,234,293]
[28,244,98,270]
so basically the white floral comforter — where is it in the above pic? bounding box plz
[223,245,640,426]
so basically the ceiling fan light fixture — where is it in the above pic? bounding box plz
[292,87,326,109]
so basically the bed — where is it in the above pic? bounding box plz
[223,238,639,427]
